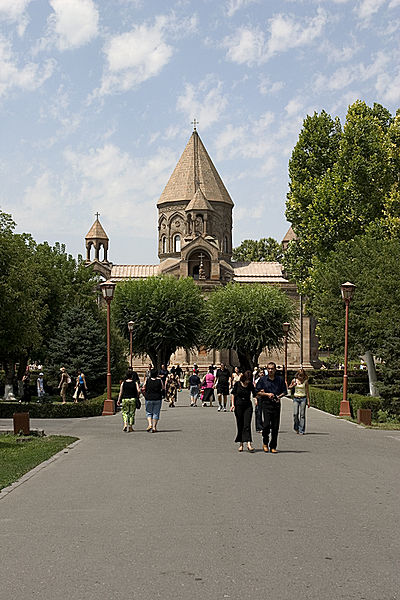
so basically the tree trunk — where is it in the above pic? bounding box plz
[237,350,257,372]
[361,350,379,397]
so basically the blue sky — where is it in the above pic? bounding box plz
[1,0,400,264]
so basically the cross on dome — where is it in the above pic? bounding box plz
[191,118,199,131]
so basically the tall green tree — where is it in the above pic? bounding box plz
[285,101,398,292]
[0,211,45,382]
[202,283,295,371]
[112,276,205,370]
[232,237,283,262]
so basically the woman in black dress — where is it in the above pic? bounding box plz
[230,370,255,452]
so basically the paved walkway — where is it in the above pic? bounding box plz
[1,393,399,600]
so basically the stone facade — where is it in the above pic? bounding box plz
[85,129,319,372]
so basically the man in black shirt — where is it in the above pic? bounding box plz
[215,362,230,411]
[255,362,287,453]
[189,371,201,406]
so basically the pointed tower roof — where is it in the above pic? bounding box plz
[157,131,233,207]
[185,187,214,212]
[85,216,109,241]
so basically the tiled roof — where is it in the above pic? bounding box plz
[85,218,108,240]
[282,226,297,243]
[111,265,159,279]
[185,188,214,212]
[233,261,288,283]
[157,131,233,207]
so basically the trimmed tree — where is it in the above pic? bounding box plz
[112,276,205,370]
[202,283,295,371]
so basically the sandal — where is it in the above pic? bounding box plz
[238,445,244,452]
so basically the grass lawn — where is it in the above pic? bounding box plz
[0,435,78,491]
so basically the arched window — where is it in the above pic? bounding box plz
[161,236,167,253]
[174,234,181,253]
[223,236,229,253]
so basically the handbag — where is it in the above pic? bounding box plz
[136,397,141,410]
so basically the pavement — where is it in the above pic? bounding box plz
[0,393,399,600]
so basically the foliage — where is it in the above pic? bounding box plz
[0,435,78,490]
[307,234,400,359]
[375,327,400,416]
[0,211,45,366]
[202,283,295,371]
[45,305,107,390]
[284,101,399,292]
[0,391,109,419]
[309,386,383,419]
[232,237,283,262]
[112,276,205,370]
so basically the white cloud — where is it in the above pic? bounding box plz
[47,0,99,51]
[0,0,33,35]
[64,143,176,235]
[176,77,228,130]
[375,69,400,103]
[313,51,391,93]
[0,35,55,98]
[223,9,327,66]
[285,97,304,117]
[355,0,386,20]
[226,0,258,17]
[96,15,173,96]
[267,9,327,57]
[224,26,266,66]
[258,75,284,95]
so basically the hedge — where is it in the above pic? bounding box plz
[309,386,383,420]
[0,392,108,419]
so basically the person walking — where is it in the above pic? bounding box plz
[202,366,215,407]
[189,370,201,406]
[159,364,169,399]
[215,362,230,411]
[58,367,70,404]
[175,364,183,391]
[165,373,179,407]
[231,366,241,388]
[117,370,141,432]
[254,367,265,433]
[256,362,287,453]
[144,368,163,432]
[288,368,310,435]
[230,370,255,453]
[74,369,88,403]
[183,366,190,389]
[36,372,45,400]
[21,369,31,403]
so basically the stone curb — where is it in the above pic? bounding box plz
[0,438,81,500]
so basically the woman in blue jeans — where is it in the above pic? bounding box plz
[288,368,310,435]
[144,369,163,433]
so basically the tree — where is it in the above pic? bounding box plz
[232,238,283,262]
[284,101,398,292]
[112,276,205,370]
[308,232,400,395]
[0,211,46,382]
[46,305,108,391]
[202,283,295,371]
[33,241,99,361]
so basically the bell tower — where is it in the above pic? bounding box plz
[85,213,112,279]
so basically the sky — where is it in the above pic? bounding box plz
[1,0,400,265]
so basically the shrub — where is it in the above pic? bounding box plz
[309,386,383,419]
[0,392,108,419]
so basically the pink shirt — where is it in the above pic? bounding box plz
[204,373,215,388]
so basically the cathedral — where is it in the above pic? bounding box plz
[85,126,318,370]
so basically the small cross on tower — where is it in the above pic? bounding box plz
[191,118,199,131]
[95,211,100,220]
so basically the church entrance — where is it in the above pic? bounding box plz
[188,251,211,280]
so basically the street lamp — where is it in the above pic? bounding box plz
[100,279,116,416]
[283,322,291,385]
[340,281,356,417]
[128,320,134,369]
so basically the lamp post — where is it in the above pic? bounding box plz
[340,281,356,417]
[100,279,116,416]
[283,322,291,385]
[128,320,134,369]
